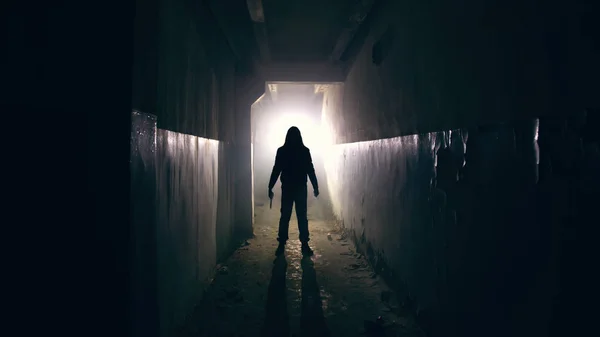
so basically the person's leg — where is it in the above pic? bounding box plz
[295,185,309,243]
[294,185,313,255]
[277,186,294,246]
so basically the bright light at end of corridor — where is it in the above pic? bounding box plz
[266,111,326,154]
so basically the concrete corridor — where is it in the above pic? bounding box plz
[53,0,598,336]
[177,192,424,337]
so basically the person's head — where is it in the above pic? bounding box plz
[284,126,304,147]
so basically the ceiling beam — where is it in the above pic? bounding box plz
[329,0,377,62]
[208,0,261,69]
[246,0,271,62]
[338,0,387,77]
[245,0,264,22]
[268,83,278,101]
[314,84,329,94]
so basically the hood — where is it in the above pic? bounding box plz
[284,126,304,147]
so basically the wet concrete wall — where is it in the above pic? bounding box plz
[130,111,239,337]
[324,2,600,333]
[132,0,263,245]
[155,0,237,139]
[131,4,261,333]
[324,121,537,337]
[216,141,236,261]
[156,129,220,337]
[324,104,600,336]
[537,111,600,337]
[130,111,159,337]
[337,0,599,143]
[131,1,244,333]
[132,0,237,141]
[234,75,265,238]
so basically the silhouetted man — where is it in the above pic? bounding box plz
[268,126,319,257]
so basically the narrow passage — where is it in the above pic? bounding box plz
[178,193,424,337]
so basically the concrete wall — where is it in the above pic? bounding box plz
[321,2,599,335]
[234,75,265,237]
[216,141,236,261]
[130,111,159,337]
[536,111,600,337]
[132,0,237,141]
[323,84,600,336]
[156,129,220,337]
[155,0,236,139]
[131,116,238,337]
[323,124,541,337]
[336,0,599,143]
[130,0,242,330]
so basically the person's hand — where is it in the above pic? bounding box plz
[268,189,274,199]
[314,189,319,198]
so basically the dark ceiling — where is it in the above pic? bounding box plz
[262,0,361,62]
[211,0,376,71]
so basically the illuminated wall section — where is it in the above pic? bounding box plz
[156,129,220,337]
[320,85,548,337]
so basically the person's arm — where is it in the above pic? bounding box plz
[306,149,319,194]
[268,148,283,191]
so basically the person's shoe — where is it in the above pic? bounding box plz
[301,243,313,256]
[275,243,285,256]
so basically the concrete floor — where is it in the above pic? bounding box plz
[177,191,424,337]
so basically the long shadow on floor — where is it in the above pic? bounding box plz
[262,256,290,337]
[300,257,331,337]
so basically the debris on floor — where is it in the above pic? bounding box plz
[217,264,229,275]
[177,197,422,337]
[363,318,385,336]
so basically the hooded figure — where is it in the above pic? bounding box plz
[268,126,319,256]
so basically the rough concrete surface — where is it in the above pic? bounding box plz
[331,0,600,143]
[154,0,236,140]
[156,129,221,337]
[321,122,548,337]
[319,113,600,337]
[177,192,425,337]
[131,111,159,337]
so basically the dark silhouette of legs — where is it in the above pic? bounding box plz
[278,188,294,244]
[300,257,329,337]
[275,243,285,256]
[262,256,290,336]
[295,186,309,243]
[293,186,313,255]
[278,185,312,255]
